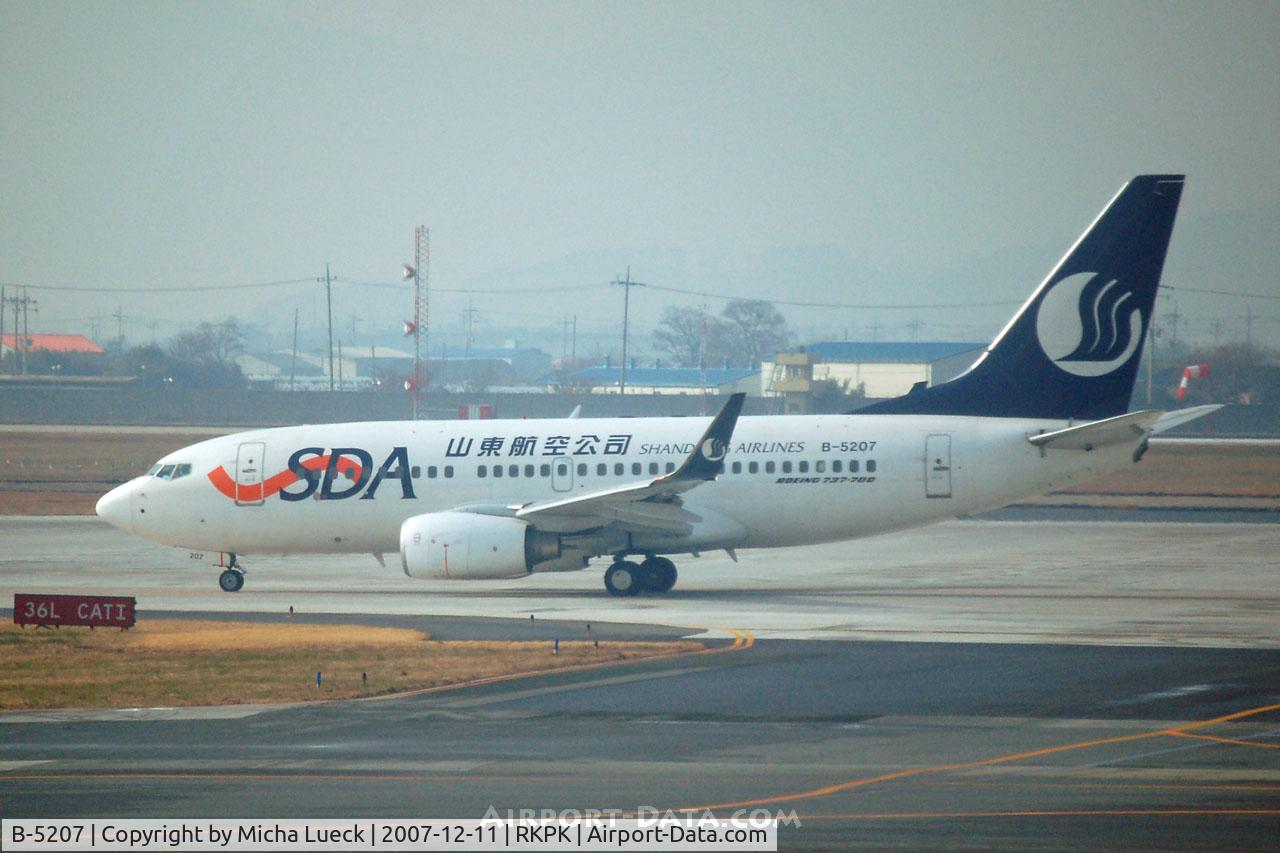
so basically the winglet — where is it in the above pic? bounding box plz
[665,392,745,482]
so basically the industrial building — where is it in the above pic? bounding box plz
[762,341,984,412]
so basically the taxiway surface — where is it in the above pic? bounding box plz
[2,513,1278,646]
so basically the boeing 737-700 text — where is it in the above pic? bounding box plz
[96,175,1216,595]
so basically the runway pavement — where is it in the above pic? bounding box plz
[1,512,1276,646]
[2,511,1278,849]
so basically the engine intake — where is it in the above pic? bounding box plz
[400,511,561,579]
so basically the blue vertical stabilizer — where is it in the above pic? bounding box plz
[861,175,1185,420]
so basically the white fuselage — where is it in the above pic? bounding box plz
[106,412,1134,561]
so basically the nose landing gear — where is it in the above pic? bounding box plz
[217,553,245,592]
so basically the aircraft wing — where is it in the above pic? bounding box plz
[511,393,745,535]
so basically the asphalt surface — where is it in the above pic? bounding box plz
[1,636,1278,850]
[3,511,1278,646]
[2,509,1278,849]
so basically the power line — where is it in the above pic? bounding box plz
[1,277,599,295]
[7,277,316,293]
[336,277,599,294]
[6,271,1276,308]
[637,281,1022,310]
[1164,285,1280,301]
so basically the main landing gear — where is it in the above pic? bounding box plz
[218,553,245,593]
[604,555,678,597]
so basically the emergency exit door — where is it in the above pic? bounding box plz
[925,434,952,499]
[551,459,573,493]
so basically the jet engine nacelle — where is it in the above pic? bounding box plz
[399,511,561,579]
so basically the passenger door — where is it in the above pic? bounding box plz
[235,442,266,506]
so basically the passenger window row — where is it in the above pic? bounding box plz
[472,461,679,479]
[730,459,876,475]
[409,466,455,479]
[463,459,878,480]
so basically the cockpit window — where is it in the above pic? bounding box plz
[149,462,192,480]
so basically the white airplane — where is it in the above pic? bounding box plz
[97,174,1216,596]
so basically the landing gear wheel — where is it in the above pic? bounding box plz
[218,568,245,592]
[640,557,678,593]
[604,561,643,597]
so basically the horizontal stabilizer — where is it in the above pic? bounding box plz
[1150,404,1223,435]
[1027,410,1161,450]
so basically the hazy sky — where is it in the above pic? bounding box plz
[2,1,1278,356]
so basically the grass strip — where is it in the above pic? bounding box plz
[0,620,703,710]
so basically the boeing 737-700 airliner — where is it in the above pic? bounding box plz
[96,175,1215,595]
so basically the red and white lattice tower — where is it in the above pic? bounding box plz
[411,226,430,418]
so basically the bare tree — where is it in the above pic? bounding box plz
[722,299,789,367]
[651,306,718,367]
[168,319,245,366]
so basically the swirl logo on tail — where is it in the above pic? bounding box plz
[1035,272,1144,377]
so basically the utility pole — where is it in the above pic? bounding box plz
[113,305,125,349]
[1145,315,1158,406]
[22,290,33,374]
[698,303,710,415]
[1164,304,1182,351]
[4,289,39,375]
[558,314,579,366]
[0,285,5,372]
[461,304,479,391]
[1245,303,1255,349]
[612,267,645,395]
[337,339,344,392]
[907,318,924,342]
[289,307,299,392]
[318,263,335,392]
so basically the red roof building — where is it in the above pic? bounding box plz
[1,334,105,355]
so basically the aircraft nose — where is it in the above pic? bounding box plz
[95,482,135,533]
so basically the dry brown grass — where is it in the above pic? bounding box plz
[0,620,704,710]
[1052,444,1280,498]
[0,431,223,514]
